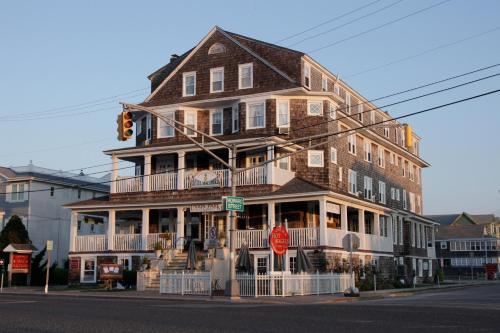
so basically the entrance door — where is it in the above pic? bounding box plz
[185,213,201,242]
[81,258,96,283]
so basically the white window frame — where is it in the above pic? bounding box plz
[348,169,357,195]
[384,126,390,138]
[157,111,175,138]
[338,166,343,182]
[379,181,386,204]
[364,141,372,163]
[321,74,328,92]
[307,150,324,168]
[330,147,337,164]
[378,147,385,168]
[348,134,356,155]
[182,71,196,97]
[391,187,395,200]
[370,110,375,124]
[333,83,340,95]
[184,110,197,137]
[357,104,363,122]
[363,176,373,201]
[346,93,351,114]
[276,100,290,128]
[403,189,407,209]
[396,189,401,201]
[210,67,224,93]
[304,62,311,89]
[246,101,266,129]
[8,183,27,202]
[238,63,253,89]
[232,107,240,133]
[209,109,223,135]
[440,241,447,249]
[328,102,337,119]
[307,100,323,116]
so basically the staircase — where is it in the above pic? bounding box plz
[164,252,189,273]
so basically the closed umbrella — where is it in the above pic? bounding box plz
[296,245,312,273]
[185,241,197,270]
[236,244,251,272]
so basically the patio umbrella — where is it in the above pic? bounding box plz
[236,244,251,272]
[185,241,197,270]
[296,245,312,273]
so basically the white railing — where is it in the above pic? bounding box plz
[327,228,393,252]
[237,272,352,297]
[160,271,212,296]
[75,234,107,252]
[184,169,230,189]
[235,229,268,249]
[146,233,177,250]
[236,166,267,186]
[288,228,319,247]
[115,176,143,193]
[149,173,177,191]
[114,234,142,251]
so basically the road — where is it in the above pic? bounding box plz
[0,284,499,332]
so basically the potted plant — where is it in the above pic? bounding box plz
[153,242,163,258]
[161,233,173,248]
[218,231,226,247]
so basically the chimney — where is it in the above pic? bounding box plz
[170,54,179,62]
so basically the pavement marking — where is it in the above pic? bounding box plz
[0,300,39,304]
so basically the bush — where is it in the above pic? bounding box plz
[122,270,137,288]
[393,279,405,289]
[50,267,68,285]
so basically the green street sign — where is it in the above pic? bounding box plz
[224,196,244,212]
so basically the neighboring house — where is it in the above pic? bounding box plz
[435,225,499,277]
[426,212,500,238]
[66,26,436,285]
[0,163,109,266]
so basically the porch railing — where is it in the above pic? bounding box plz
[160,271,212,296]
[235,227,319,249]
[146,233,177,250]
[114,234,142,251]
[184,169,230,189]
[235,229,268,249]
[115,176,143,193]
[236,166,267,186]
[288,227,319,247]
[149,173,178,191]
[75,234,107,252]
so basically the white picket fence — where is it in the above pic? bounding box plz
[237,272,352,297]
[160,271,212,296]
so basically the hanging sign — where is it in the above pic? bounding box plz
[191,170,221,188]
[269,226,289,255]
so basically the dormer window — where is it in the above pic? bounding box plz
[208,43,226,55]
[210,67,224,93]
[183,72,196,97]
[238,63,253,89]
[304,63,311,89]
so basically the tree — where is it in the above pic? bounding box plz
[0,215,30,250]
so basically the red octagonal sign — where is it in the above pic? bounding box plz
[270,226,289,255]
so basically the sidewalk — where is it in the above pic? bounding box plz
[1,280,498,305]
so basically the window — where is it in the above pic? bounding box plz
[158,111,175,137]
[391,187,395,200]
[399,218,403,245]
[396,189,400,201]
[364,176,373,201]
[182,72,196,97]
[333,83,340,95]
[238,63,253,89]
[210,67,224,93]
[390,153,395,164]
[208,43,226,54]
[308,150,324,167]
[304,62,311,89]
[409,192,416,212]
[50,186,55,197]
[232,107,240,132]
[307,101,323,116]
[82,258,96,283]
[393,218,398,244]
[77,221,82,232]
[330,148,337,164]
[329,102,337,119]
[346,93,351,114]
[384,126,390,138]
[276,153,290,170]
[184,110,197,136]
[403,189,407,209]
[348,134,356,155]
[378,147,385,168]
[364,141,372,162]
[357,104,363,122]
[210,109,223,135]
[277,100,290,128]
[338,167,343,182]
[9,183,26,202]
[146,114,152,140]
[379,181,386,204]
[348,170,357,194]
[247,101,265,129]
[370,110,375,124]
[289,256,297,273]
[321,74,328,91]
[380,216,388,237]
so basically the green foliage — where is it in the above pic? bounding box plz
[30,246,47,286]
[49,266,68,285]
[122,270,137,288]
[0,215,30,250]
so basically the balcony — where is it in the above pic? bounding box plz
[74,233,176,252]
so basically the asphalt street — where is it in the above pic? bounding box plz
[0,284,499,332]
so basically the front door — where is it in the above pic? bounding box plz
[81,258,96,283]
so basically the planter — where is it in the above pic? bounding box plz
[155,250,162,258]
[219,239,226,247]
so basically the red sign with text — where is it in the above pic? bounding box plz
[12,254,30,271]
[270,226,289,255]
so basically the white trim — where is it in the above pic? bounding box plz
[238,63,253,89]
[209,108,223,136]
[307,150,324,168]
[307,100,323,116]
[232,106,240,133]
[157,110,175,138]
[184,110,198,137]
[276,99,290,128]
[210,67,224,93]
[330,147,337,164]
[182,71,196,97]
[348,169,357,195]
[321,74,328,92]
[246,100,266,129]
[303,62,311,89]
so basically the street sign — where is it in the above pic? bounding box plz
[224,196,244,212]
[47,240,53,251]
[207,226,217,249]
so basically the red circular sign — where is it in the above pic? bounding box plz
[270,226,289,255]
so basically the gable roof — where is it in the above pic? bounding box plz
[436,225,487,240]
[470,214,497,225]
[425,212,499,226]
[424,214,461,226]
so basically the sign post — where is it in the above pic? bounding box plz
[44,240,53,294]
[0,258,4,293]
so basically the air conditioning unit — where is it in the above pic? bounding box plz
[278,127,290,135]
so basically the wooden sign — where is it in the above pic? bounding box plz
[99,263,123,280]
[269,226,289,255]
[11,253,30,273]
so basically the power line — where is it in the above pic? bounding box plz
[0,138,112,158]
[307,0,451,54]
[275,0,382,43]
[286,0,404,48]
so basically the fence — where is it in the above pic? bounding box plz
[237,272,352,297]
[160,271,212,296]
[75,234,107,252]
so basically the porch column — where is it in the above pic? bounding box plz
[141,208,150,251]
[268,202,275,272]
[374,212,380,236]
[111,155,118,194]
[228,148,233,187]
[358,209,365,234]
[143,154,152,192]
[176,207,185,250]
[69,211,78,252]
[107,209,116,251]
[267,146,275,185]
[319,198,328,246]
[177,151,185,190]
[340,204,348,232]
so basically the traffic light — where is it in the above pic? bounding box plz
[403,124,413,149]
[117,111,134,141]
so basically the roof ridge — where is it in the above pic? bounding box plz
[222,29,304,55]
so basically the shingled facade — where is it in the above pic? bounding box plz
[66,27,436,287]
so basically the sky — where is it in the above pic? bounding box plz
[0,0,499,215]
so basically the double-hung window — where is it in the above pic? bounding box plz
[321,74,328,91]
[329,102,337,119]
[304,62,311,89]
[308,150,324,167]
[370,110,375,124]
[348,134,356,155]
[247,101,265,129]
[238,63,253,89]
[357,104,363,122]
[364,141,372,162]
[384,126,390,138]
[276,153,290,170]
[184,110,197,137]
[232,107,239,132]
[391,187,395,200]
[378,147,385,168]
[276,100,290,128]
[396,189,401,201]
[364,176,373,201]
[210,67,224,93]
[348,169,357,194]
[307,101,323,116]
[346,93,351,114]
[210,109,223,135]
[158,111,175,138]
[182,72,196,97]
[403,189,407,209]
[379,181,386,204]
[9,183,26,202]
[330,148,337,164]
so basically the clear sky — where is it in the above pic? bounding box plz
[1,0,499,215]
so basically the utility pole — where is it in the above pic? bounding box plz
[226,144,240,298]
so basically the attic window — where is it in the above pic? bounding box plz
[208,43,226,55]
